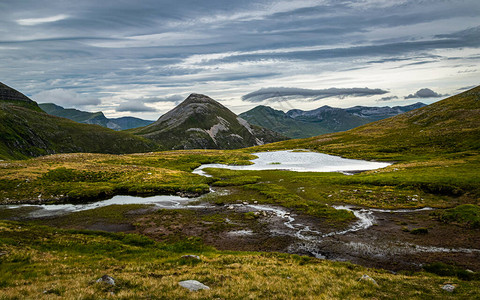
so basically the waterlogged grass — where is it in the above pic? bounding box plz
[435,204,480,228]
[0,150,254,204]
[0,220,478,299]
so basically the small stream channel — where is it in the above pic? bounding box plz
[2,150,479,270]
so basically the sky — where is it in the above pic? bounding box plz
[0,0,479,120]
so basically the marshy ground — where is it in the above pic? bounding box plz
[1,149,479,298]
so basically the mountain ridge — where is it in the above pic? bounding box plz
[239,102,426,138]
[39,103,154,130]
[0,82,157,160]
[131,93,287,150]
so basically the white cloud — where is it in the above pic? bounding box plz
[32,89,100,107]
[16,14,69,26]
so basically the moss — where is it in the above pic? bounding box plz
[438,204,480,228]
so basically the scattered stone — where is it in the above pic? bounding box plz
[181,255,201,260]
[358,274,378,286]
[227,205,235,210]
[96,275,115,286]
[366,190,373,193]
[262,211,267,217]
[242,201,248,205]
[179,280,210,291]
[441,284,456,292]
[253,201,258,204]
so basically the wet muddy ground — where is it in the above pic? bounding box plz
[4,196,478,273]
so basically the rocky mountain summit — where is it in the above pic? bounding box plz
[131,93,287,150]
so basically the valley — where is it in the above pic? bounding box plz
[0,85,479,298]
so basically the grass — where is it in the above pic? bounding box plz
[435,204,480,228]
[0,150,255,204]
[0,220,478,299]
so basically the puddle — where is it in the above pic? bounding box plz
[193,150,391,176]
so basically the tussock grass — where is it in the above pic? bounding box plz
[0,220,478,299]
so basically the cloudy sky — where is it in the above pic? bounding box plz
[1,0,479,119]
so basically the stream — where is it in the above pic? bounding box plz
[1,150,479,270]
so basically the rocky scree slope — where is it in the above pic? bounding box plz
[130,93,287,150]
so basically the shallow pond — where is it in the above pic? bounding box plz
[193,150,391,176]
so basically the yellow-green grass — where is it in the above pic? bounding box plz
[0,150,255,204]
[0,220,478,299]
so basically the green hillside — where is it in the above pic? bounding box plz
[255,86,480,161]
[0,83,157,160]
[239,105,331,138]
[39,103,154,130]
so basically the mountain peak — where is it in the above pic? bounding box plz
[131,94,287,150]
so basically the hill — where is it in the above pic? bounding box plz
[254,86,480,160]
[0,82,157,160]
[239,103,426,139]
[130,93,287,150]
[39,103,154,130]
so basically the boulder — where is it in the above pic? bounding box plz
[358,274,378,286]
[441,284,456,292]
[96,275,115,286]
[181,255,201,260]
[179,280,210,291]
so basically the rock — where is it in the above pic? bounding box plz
[96,275,115,286]
[227,205,235,210]
[242,201,249,205]
[181,255,201,260]
[358,274,378,286]
[253,201,258,204]
[441,284,456,292]
[179,280,210,291]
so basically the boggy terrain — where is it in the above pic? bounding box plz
[1,87,480,298]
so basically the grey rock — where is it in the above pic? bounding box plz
[179,280,210,291]
[181,255,201,260]
[96,275,115,286]
[358,274,379,286]
[441,284,456,292]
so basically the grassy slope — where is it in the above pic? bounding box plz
[0,103,157,160]
[252,86,480,161]
[1,220,478,299]
[239,105,332,138]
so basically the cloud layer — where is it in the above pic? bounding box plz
[0,0,479,117]
[242,87,389,102]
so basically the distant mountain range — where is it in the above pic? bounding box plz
[0,83,287,159]
[130,93,287,150]
[0,82,156,160]
[239,103,426,139]
[260,86,480,159]
[39,103,154,130]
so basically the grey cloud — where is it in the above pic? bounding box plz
[116,102,158,113]
[242,87,389,102]
[140,95,185,103]
[377,96,399,102]
[457,85,477,91]
[33,88,100,107]
[405,88,446,99]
